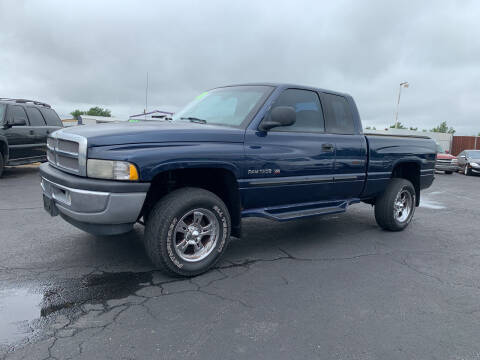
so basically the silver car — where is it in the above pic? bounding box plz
[457,150,480,176]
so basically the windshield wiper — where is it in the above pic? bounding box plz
[180,117,207,124]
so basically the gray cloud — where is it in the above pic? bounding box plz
[1,0,479,134]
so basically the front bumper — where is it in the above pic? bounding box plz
[40,163,150,235]
[435,164,459,172]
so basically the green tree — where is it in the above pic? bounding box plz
[390,122,407,129]
[431,121,455,134]
[86,107,111,117]
[70,109,85,120]
[70,107,112,120]
[409,127,418,131]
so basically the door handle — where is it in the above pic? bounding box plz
[29,130,34,135]
[322,143,335,152]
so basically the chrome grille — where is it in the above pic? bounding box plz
[57,139,79,154]
[47,130,87,176]
[436,159,453,164]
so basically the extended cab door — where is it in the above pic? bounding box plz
[320,93,367,198]
[242,88,336,209]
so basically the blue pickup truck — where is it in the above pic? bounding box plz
[40,83,436,276]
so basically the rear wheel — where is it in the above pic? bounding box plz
[445,171,453,174]
[144,187,231,277]
[374,178,416,231]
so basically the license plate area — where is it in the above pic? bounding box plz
[43,194,58,217]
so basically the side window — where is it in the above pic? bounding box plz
[269,89,324,132]
[9,105,28,126]
[322,93,356,134]
[39,108,63,126]
[26,107,47,126]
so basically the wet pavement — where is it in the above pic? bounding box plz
[1,166,480,359]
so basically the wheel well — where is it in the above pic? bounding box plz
[392,162,420,206]
[141,168,242,237]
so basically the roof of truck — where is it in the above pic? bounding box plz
[215,83,350,97]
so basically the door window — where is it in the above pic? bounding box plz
[322,93,355,134]
[269,89,325,132]
[9,105,28,125]
[26,107,47,126]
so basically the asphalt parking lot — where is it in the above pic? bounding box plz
[1,166,480,360]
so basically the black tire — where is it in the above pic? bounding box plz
[374,178,416,232]
[144,187,231,277]
[464,165,472,176]
[0,152,4,178]
[445,171,453,174]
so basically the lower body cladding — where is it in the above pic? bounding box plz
[40,163,149,235]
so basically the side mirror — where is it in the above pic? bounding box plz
[445,150,449,154]
[259,106,296,131]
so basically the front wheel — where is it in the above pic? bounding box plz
[374,178,416,231]
[464,165,472,176]
[445,171,453,175]
[144,187,231,277]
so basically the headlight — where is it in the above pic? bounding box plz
[87,159,139,181]
[452,158,458,163]
[471,162,479,167]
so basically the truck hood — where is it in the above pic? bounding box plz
[55,121,245,147]
[437,153,456,160]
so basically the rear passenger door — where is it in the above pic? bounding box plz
[25,107,49,158]
[243,88,337,209]
[320,93,367,198]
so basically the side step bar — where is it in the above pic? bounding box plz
[241,198,360,221]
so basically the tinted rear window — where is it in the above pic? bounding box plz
[322,93,355,134]
[0,104,6,123]
[39,108,62,126]
[26,107,47,126]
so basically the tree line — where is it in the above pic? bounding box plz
[71,107,111,120]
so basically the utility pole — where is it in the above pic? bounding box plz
[145,72,149,120]
[394,81,409,129]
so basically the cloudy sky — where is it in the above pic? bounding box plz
[1,0,479,134]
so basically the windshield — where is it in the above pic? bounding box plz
[436,144,445,153]
[172,86,273,128]
[0,104,6,124]
[466,150,480,158]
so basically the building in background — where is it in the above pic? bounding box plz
[451,136,480,155]
[78,115,126,125]
[61,118,78,127]
[129,110,174,121]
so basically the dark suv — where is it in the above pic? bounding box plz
[0,98,63,177]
